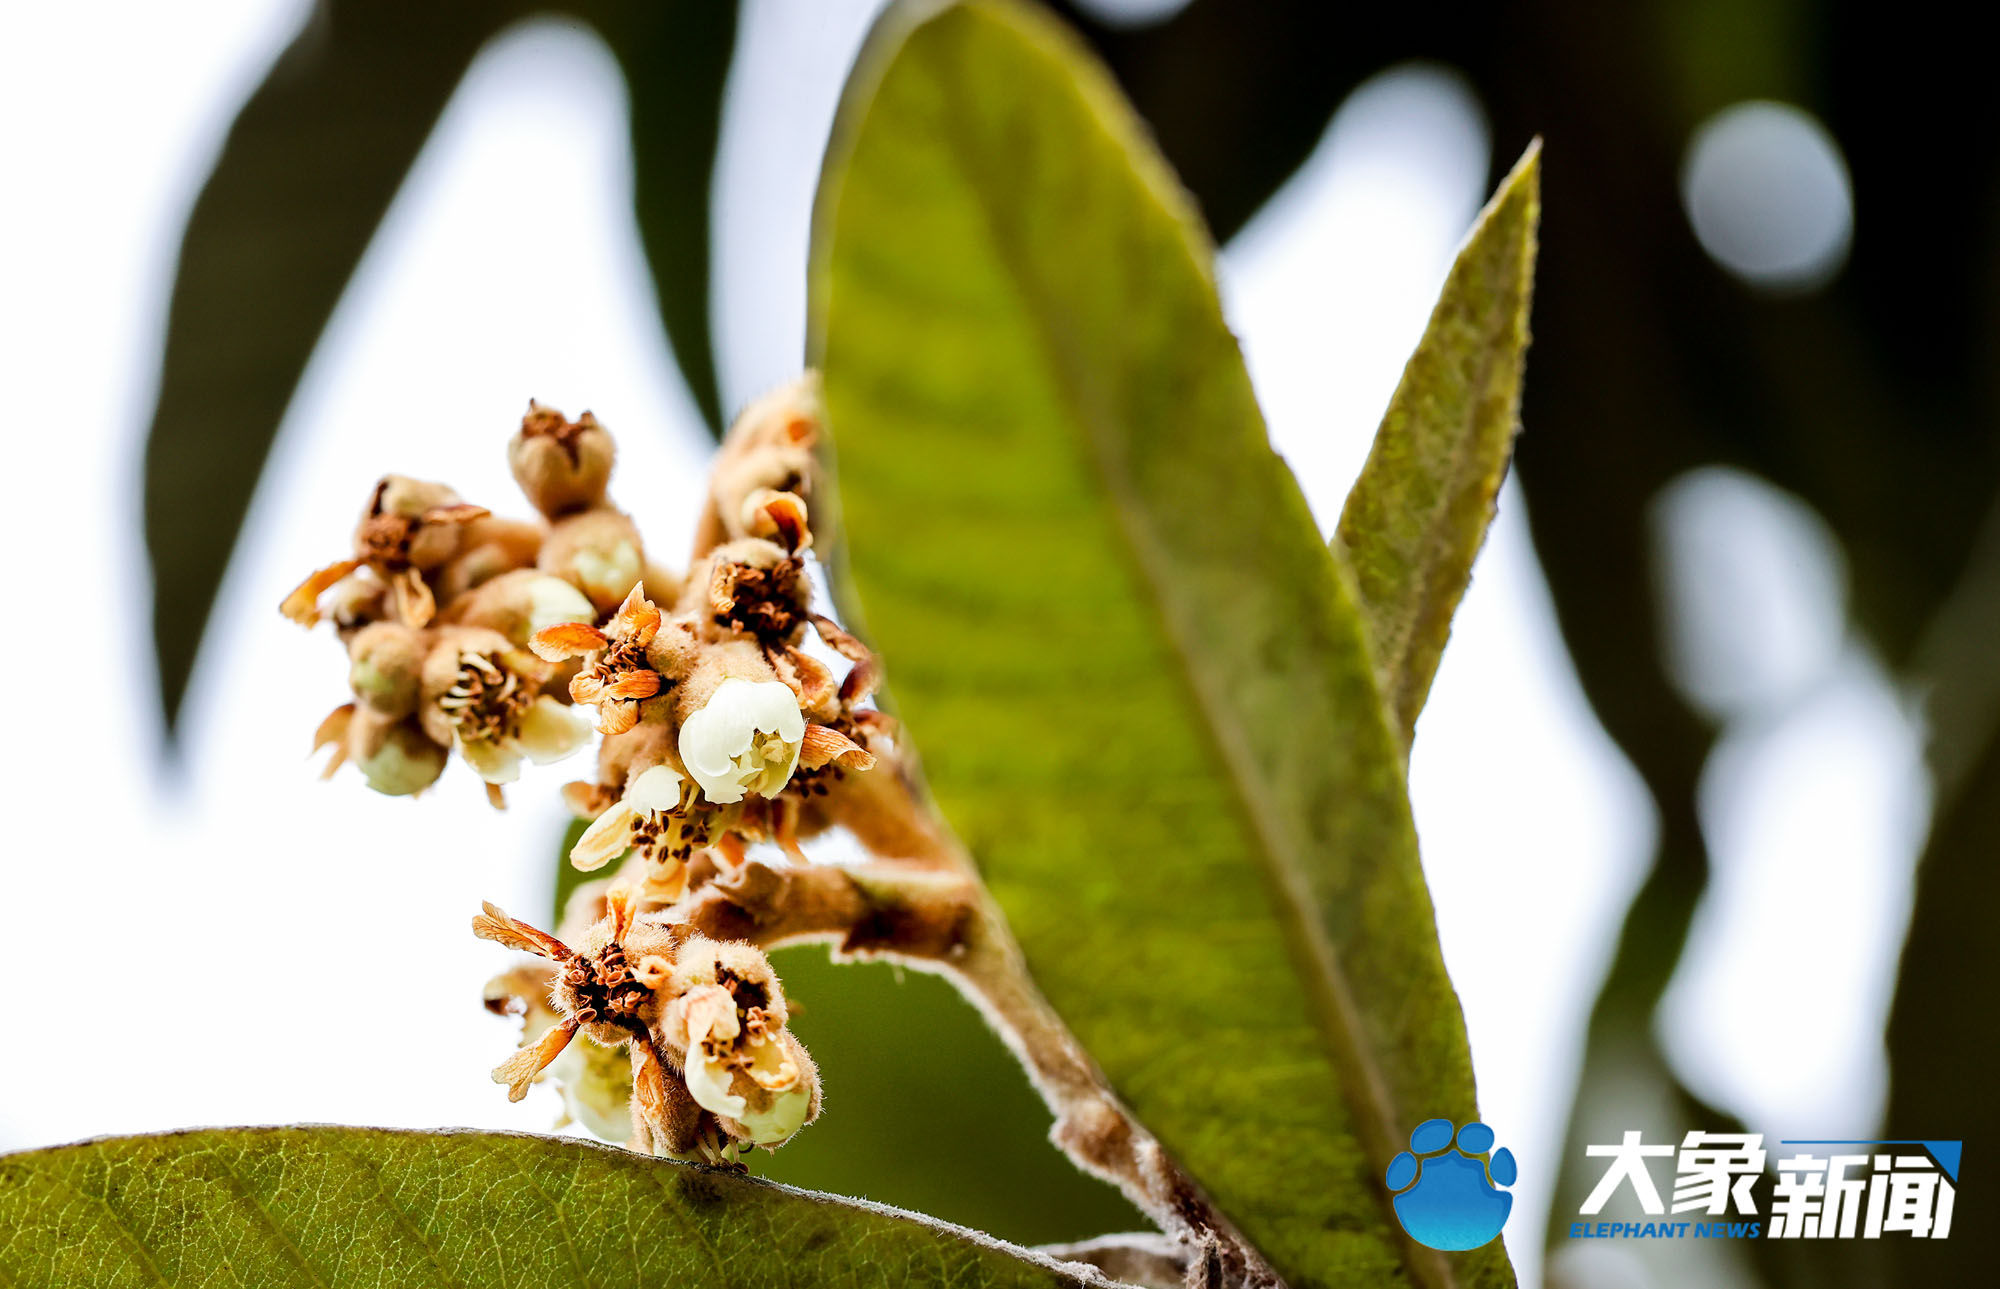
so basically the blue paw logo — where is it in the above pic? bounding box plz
[1386,1119,1516,1251]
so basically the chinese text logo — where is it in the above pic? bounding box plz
[1570,1132,1958,1242]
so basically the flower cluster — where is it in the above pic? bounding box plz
[477,891,817,1164]
[288,377,905,1161]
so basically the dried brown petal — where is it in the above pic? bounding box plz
[491,1016,578,1101]
[312,703,356,779]
[603,671,662,701]
[742,488,811,553]
[532,621,608,662]
[799,723,875,772]
[281,558,363,627]
[472,902,574,961]
[610,584,661,644]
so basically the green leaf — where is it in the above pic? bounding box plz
[0,1126,1119,1287]
[1335,144,1540,749]
[143,4,519,734]
[809,4,1511,1287]
[552,816,596,924]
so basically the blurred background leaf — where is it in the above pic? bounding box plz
[145,0,736,738]
[0,1126,1110,1286]
[144,1,524,734]
[595,1,737,433]
[812,4,1510,1285]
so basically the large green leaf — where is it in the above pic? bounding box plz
[1336,145,1540,749]
[809,4,1509,1287]
[0,1127,1119,1287]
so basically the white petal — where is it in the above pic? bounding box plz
[681,683,760,772]
[548,1036,635,1143]
[459,736,522,784]
[742,679,806,743]
[679,679,804,803]
[515,696,593,764]
[625,764,685,815]
[737,1081,812,1146]
[678,988,747,1119]
[570,802,639,871]
[527,576,596,634]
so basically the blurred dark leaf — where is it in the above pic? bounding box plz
[1337,143,1538,747]
[144,3,519,735]
[1871,727,1998,1285]
[598,1,738,433]
[551,816,593,922]
[1049,0,1435,243]
[145,0,740,736]
[811,3,1508,1285]
[0,1126,1114,1286]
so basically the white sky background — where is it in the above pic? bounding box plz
[0,4,1926,1287]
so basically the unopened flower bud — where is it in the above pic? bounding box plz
[441,569,596,649]
[540,508,645,615]
[346,621,426,718]
[510,402,617,518]
[508,400,616,516]
[434,516,546,604]
[696,374,823,552]
[356,716,448,797]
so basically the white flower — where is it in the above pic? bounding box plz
[567,765,721,904]
[457,693,593,784]
[679,987,747,1120]
[548,1034,636,1142]
[675,985,811,1146]
[678,678,805,803]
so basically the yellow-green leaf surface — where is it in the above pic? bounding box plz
[1336,145,1540,748]
[809,3,1509,1286]
[0,1127,1121,1287]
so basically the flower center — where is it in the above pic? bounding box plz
[713,557,807,647]
[562,942,651,1034]
[438,652,532,744]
